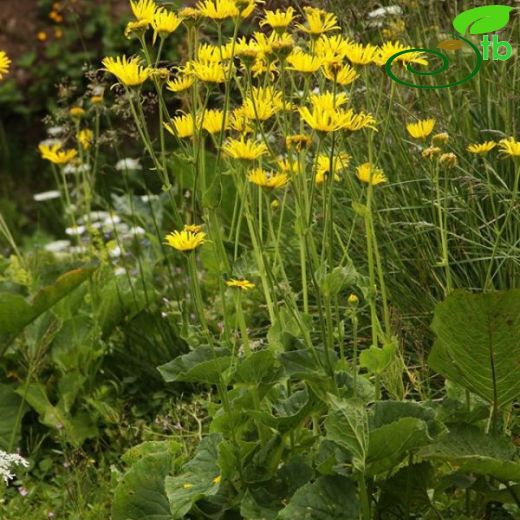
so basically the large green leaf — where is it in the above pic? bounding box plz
[429,290,520,409]
[0,384,25,450]
[420,424,520,482]
[325,396,368,472]
[453,5,513,35]
[112,446,176,520]
[277,475,359,519]
[158,346,231,385]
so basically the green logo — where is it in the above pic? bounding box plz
[385,5,513,89]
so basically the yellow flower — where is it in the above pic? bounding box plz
[69,106,85,118]
[286,50,322,73]
[341,109,377,132]
[77,129,93,149]
[212,475,222,485]
[467,141,496,155]
[0,51,11,80]
[130,0,157,24]
[239,0,257,19]
[432,132,449,144]
[375,41,428,67]
[278,158,299,175]
[315,35,352,62]
[164,114,196,139]
[298,106,345,133]
[422,146,441,159]
[152,8,182,42]
[222,137,268,160]
[91,95,103,105]
[248,168,288,189]
[230,107,254,133]
[347,293,359,305]
[498,137,520,157]
[226,278,255,290]
[297,7,340,35]
[269,33,295,57]
[187,60,227,83]
[406,118,436,139]
[183,483,194,489]
[124,20,149,39]
[260,8,295,30]
[286,134,312,151]
[37,31,48,42]
[240,86,283,121]
[39,143,78,165]
[197,43,232,63]
[165,230,206,251]
[102,56,151,87]
[345,43,378,65]
[251,58,278,78]
[197,0,239,20]
[202,109,228,134]
[184,224,203,233]
[166,74,194,93]
[439,152,458,167]
[322,63,359,85]
[310,91,349,111]
[356,162,387,185]
[315,153,351,185]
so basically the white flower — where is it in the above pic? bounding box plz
[47,126,67,137]
[140,194,159,202]
[33,190,61,202]
[44,240,71,253]
[108,245,122,258]
[367,6,402,19]
[0,450,29,484]
[78,211,110,224]
[116,158,142,171]
[114,267,126,276]
[65,225,86,236]
[128,226,145,236]
[63,163,90,175]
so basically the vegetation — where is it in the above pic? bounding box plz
[0,1,519,518]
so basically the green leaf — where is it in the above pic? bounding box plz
[277,475,359,519]
[325,396,368,472]
[0,384,25,450]
[112,452,174,520]
[429,290,520,409]
[234,350,280,386]
[453,5,513,35]
[158,346,231,385]
[359,341,396,375]
[318,264,361,297]
[122,440,182,466]
[420,424,520,482]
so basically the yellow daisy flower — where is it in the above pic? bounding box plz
[164,114,196,139]
[432,132,450,144]
[315,153,351,185]
[341,109,377,132]
[345,43,378,66]
[165,230,206,251]
[298,106,346,133]
[197,0,239,20]
[69,106,85,118]
[322,63,359,85]
[260,8,295,30]
[77,129,94,149]
[184,224,203,233]
[467,141,496,155]
[0,51,11,80]
[166,75,194,93]
[240,86,283,121]
[498,137,520,157]
[222,137,268,160]
[406,118,436,139]
[297,7,340,35]
[356,162,387,185]
[248,168,288,189]
[375,41,428,67]
[422,146,441,159]
[315,35,352,61]
[439,152,458,167]
[187,60,227,83]
[286,134,312,151]
[39,143,78,165]
[310,91,349,111]
[102,56,151,87]
[286,50,323,73]
[226,278,256,290]
[130,0,157,24]
[197,42,232,63]
[152,8,182,43]
[125,19,149,39]
[202,109,228,134]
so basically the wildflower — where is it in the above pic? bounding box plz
[269,33,295,57]
[356,162,387,185]
[166,74,194,93]
[37,31,48,41]
[197,43,231,63]
[130,0,157,24]
[239,0,257,19]
[39,143,77,165]
[102,56,151,87]
[226,278,255,290]
[347,293,359,305]
[65,225,86,236]
[341,109,377,132]
[498,137,520,157]
[44,240,71,253]
[69,106,85,118]
[286,134,312,151]
[248,168,288,189]
[432,132,449,144]
[422,146,441,159]
[0,451,29,483]
[278,158,299,175]
[0,51,11,80]
[212,475,222,485]
[251,58,278,78]
[322,63,359,85]
[345,43,378,65]
[152,8,182,42]
[297,7,340,35]
[202,109,228,134]
[77,129,93,149]
[165,230,206,251]
[33,190,61,202]
[315,153,351,185]
[406,118,436,139]
[184,224,203,233]
[116,158,142,171]
[260,8,296,31]
[164,114,195,139]
[298,106,346,133]
[230,108,254,133]
[310,91,349,111]
[188,60,227,83]
[439,153,457,167]
[240,87,283,121]
[197,0,239,20]
[467,141,496,155]
[125,19,149,38]
[222,137,268,160]
[287,50,323,73]
[375,41,428,67]
[316,35,352,62]
[91,95,103,105]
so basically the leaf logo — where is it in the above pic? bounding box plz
[453,5,513,35]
